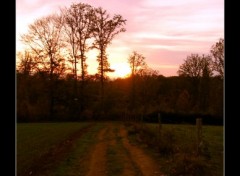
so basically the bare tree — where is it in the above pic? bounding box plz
[201,54,213,78]
[91,7,126,110]
[178,54,203,78]
[21,13,65,118]
[177,54,213,78]
[16,50,37,75]
[62,3,95,114]
[178,53,213,112]
[62,3,95,82]
[21,14,65,78]
[128,51,147,77]
[61,7,79,79]
[127,51,146,113]
[210,38,224,78]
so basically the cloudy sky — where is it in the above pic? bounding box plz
[16,0,224,77]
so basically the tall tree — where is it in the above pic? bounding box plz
[210,38,224,79]
[62,3,95,114]
[62,3,95,83]
[91,7,126,111]
[127,51,146,113]
[21,14,65,118]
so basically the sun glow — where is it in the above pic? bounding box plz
[109,63,131,78]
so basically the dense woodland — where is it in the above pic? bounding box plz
[17,2,224,124]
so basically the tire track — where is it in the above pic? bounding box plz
[119,124,163,176]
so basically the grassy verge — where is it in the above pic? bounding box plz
[17,122,91,175]
[125,122,223,176]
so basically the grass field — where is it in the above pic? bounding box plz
[17,121,224,176]
[17,122,92,175]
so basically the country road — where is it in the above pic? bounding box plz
[18,122,163,176]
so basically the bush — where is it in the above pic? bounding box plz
[171,154,210,176]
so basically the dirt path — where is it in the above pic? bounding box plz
[20,122,163,176]
[85,125,109,176]
[85,122,163,176]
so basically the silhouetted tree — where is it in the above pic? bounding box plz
[177,53,213,112]
[62,3,95,83]
[199,55,212,112]
[178,54,202,77]
[210,38,224,79]
[128,51,147,77]
[62,3,95,115]
[21,14,65,118]
[16,50,38,75]
[127,51,146,116]
[91,7,126,111]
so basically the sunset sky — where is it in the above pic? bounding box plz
[16,0,224,77]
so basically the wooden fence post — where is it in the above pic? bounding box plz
[196,118,202,155]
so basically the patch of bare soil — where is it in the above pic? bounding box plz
[119,124,163,176]
[17,123,94,176]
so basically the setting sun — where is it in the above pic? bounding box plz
[109,63,131,78]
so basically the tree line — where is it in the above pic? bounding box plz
[17,2,223,124]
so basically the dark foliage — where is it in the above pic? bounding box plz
[17,72,223,125]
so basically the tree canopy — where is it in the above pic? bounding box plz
[210,38,224,78]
